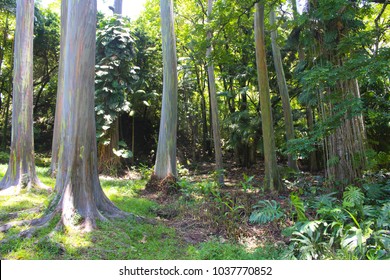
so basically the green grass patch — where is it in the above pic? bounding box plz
[0,163,285,260]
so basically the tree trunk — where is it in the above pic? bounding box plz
[114,0,122,15]
[50,0,68,177]
[1,38,13,151]
[306,106,319,171]
[0,0,45,194]
[206,0,224,184]
[1,83,11,151]
[325,79,366,187]
[269,7,298,171]
[293,0,319,172]
[0,11,9,75]
[153,0,178,180]
[254,2,282,192]
[49,0,126,231]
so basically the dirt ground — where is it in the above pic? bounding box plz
[140,160,298,250]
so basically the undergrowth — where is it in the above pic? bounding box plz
[0,164,283,260]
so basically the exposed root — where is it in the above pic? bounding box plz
[0,204,153,240]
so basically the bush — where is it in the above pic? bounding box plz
[284,179,390,260]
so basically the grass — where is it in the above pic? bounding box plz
[0,163,284,260]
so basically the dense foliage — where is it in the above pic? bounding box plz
[0,0,388,260]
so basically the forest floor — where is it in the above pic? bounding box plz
[131,159,324,255]
[0,158,324,260]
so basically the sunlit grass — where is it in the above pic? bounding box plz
[0,163,284,260]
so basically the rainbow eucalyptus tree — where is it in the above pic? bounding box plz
[1,0,133,233]
[152,0,178,182]
[254,1,282,192]
[0,0,46,194]
[50,0,67,177]
[269,7,298,172]
[206,0,224,185]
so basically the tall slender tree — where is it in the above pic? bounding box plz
[0,0,46,194]
[152,0,178,180]
[206,0,224,184]
[269,7,298,171]
[254,1,282,192]
[50,0,67,177]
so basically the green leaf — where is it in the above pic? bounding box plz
[249,200,284,224]
[290,193,307,221]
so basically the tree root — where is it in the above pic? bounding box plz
[0,205,155,240]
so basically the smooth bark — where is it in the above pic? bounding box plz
[153,0,178,179]
[269,8,298,171]
[114,0,122,15]
[50,0,125,230]
[0,0,45,194]
[50,0,68,177]
[206,0,224,184]
[254,2,282,192]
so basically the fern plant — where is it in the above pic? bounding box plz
[249,200,284,225]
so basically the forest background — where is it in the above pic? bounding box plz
[0,0,389,260]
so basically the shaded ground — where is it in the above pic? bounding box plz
[139,160,306,251]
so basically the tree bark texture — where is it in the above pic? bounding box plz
[206,0,224,184]
[254,2,282,192]
[269,8,298,172]
[325,79,366,186]
[0,0,43,194]
[50,0,68,177]
[153,0,178,179]
[51,0,124,230]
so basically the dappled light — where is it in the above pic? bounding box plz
[0,0,389,261]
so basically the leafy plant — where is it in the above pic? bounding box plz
[240,174,255,193]
[249,200,284,225]
[290,193,307,222]
[343,186,364,209]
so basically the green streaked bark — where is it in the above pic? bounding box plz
[0,0,44,194]
[269,8,298,172]
[50,0,68,177]
[206,0,224,184]
[254,2,282,192]
[153,0,178,179]
[51,0,125,230]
